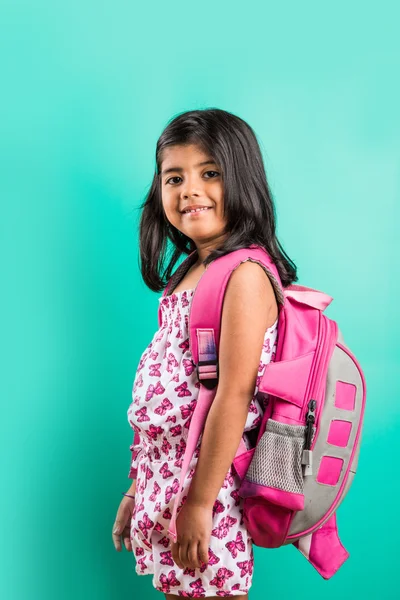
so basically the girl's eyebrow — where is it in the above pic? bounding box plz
[161,160,216,176]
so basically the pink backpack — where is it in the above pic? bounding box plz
[161,244,366,579]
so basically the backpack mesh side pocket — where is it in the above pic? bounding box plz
[245,419,307,497]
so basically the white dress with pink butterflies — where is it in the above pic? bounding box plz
[127,287,278,597]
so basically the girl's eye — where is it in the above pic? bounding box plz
[165,171,220,185]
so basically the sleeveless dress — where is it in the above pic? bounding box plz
[127,285,278,597]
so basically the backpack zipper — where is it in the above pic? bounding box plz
[301,316,337,475]
[302,399,316,476]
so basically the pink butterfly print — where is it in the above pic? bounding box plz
[189,579,206,595]
[136,356,147,372]
[149,552,154,562]
[182,293,190,307]
[225,530,245,558]
[143,538,152,549]
[145,380,165,401]
[174,456,183,469]
[158,535,171,548]
[163,507,172,520]
[232,583,241,591]
[155,398,173,415]
[153,446,161,460]
[166,415,177,423]
[138,478,146,495]
[211,515,237,539]
[175,438,187,459]
[252,415,262,428]
[150,350,159,360]
[162,437,172,455]
[135,406,150,422]
[187,467,195,480]
[129,446,142,462]
[155,329,165,342]
[175,327,183,340]
[149,481,161,502]
[177,494,188,513]
[160,550,174,566]
[145,465,154,482]
[249,554,254,575]
[167,352,179,373]
[160,296,169,307]
[135,499,145,513]
[237,559,252,578]
[212,499,225,516]
[170,296,178,310]
[209,567,234,589]
[258,359,269,373]
[131,394,142,407]
[200,548,220,573]
[175,381,192,398]
[155,501,162,511]
[170,424,182,437]
[167,325,173,335]
[134,546,144,556]
[149,363,162,377]
[165,478,180,503]
[132,373,143,393]
[180,398,196,419]
[230,489,241,506]
[172,373,180,382]
[183,567,196,577]
[222,471,234,489]
[154,522,164,534]
[173,314,181,329]
[183,358,196,376]
[137,556,147,573]
[178,338,190,352]
[160,462,174,479]
[138,513,154,540]
[145,424,164,440]
[159,569,181,593]
[263,337,271,353]
[248,400,258,414]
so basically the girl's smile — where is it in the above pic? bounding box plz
[181,206,213,216]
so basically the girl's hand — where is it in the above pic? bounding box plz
[112,486,136,552]
[170,499,212,570]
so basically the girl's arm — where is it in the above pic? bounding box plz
[186,261,278,509]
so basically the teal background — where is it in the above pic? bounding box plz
[1,1,399,598]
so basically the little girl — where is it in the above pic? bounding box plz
[112,108,298,599]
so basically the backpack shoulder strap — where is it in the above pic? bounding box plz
[188,244,285,366]
[167,245,285,543]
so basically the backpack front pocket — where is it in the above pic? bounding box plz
[240,419,307,511]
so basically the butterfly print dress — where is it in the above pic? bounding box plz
[127,287,278,597]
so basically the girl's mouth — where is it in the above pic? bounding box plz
[182,207,213,216]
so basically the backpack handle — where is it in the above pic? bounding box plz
[284,285,333,311]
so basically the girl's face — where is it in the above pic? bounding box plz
[160,144,227,254]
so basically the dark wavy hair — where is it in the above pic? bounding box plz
[137,108,298,291]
